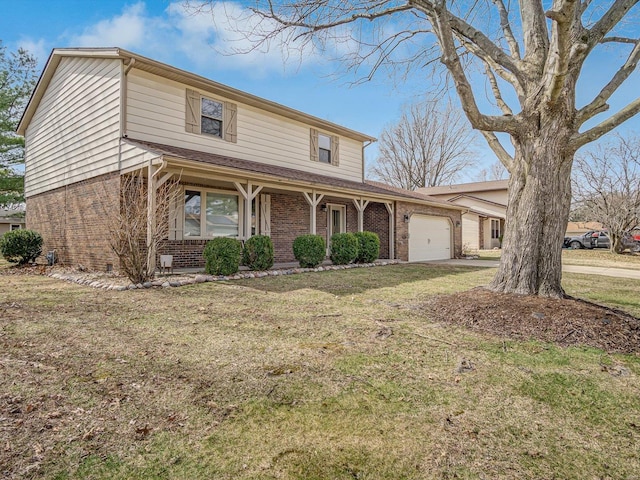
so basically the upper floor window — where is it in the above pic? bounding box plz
[318,134,332,164]
[185,89,237,143]
[310,128,340,166]
[201,98,224,138]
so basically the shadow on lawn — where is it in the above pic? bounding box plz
[234,263,488,296]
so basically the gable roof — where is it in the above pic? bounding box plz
[419,179,509,196]
[17,47,376,143]
[125,138,463,211]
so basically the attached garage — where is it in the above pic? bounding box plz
[408,215,452,261]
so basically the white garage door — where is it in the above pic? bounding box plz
[408,215,451,261]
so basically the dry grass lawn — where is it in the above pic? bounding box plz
[477,247,640,270]
[1,264,639,479]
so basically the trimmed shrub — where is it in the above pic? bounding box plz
[293,234,326,268]
[0,229,43,265]
[354,231,380,263]
[330,232,359,265]
[203,237,242,275]
[242,235,274,271]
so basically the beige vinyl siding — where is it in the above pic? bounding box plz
[24,57,122,197]
[126,69,364,182]
[119,142,160,171]
[462,213,480,250]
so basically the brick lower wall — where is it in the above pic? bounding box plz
[26,173,120,270]
[158,193,396,267]
[363,202,390,259]
[395,202,462,261]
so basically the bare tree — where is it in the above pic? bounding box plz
[572,134,640,253]
[100,172,182,284]
[371,98,475,190]
[194,0,640,297]
[476,160,509,182]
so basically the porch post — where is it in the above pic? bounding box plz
[302,190,324,235]
[234,181,263,240]
[352,198,370,232]
[385,202,395,260]
[147,162,157,273]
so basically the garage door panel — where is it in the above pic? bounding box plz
[408,215,451,261]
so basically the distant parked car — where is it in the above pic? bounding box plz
[563,230,640,251]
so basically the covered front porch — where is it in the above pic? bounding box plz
[136,143,398,270]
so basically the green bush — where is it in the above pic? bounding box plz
[242,235,274,271]
[292,234,326,268]
[0,229,43,265]
[203,237,242,275]
[330,232,359,265]
[354,231,380,263]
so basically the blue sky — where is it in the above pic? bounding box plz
[2,1,639,180]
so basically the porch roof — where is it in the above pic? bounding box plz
[124,138,464,211]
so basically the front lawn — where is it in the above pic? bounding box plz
[476,248,640,270]
[1,265,639,479]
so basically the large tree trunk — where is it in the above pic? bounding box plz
[489,120,573,298]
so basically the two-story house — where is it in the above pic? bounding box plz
[17,48,463,270]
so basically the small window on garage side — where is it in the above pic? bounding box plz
[10,224,22,231]
[491,219,500,239]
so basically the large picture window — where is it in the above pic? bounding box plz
[184,188,240,238]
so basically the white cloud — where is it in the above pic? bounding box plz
[69,2,149,49]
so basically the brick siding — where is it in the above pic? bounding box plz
[26,173,120,270]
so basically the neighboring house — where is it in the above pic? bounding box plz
[0,208,25,236]
[419,180,508,250]
[17,48,464,271]
[565,221,604,236]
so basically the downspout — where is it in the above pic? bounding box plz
[118,57,136,171]
[362,140,374,183]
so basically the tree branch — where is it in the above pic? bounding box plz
[519,0,549,69]
[480,131,514,171]
[587,0,639,48]
[492,0,521,60]
[576,39,640,125]
[571,97,640,149]
[482,61,514,115]
[543,0,580,105]
[412,0,519,134]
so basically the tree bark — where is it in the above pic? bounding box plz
[489,118,573,298]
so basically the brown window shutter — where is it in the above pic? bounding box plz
[224,102,238,143]
[331,135,340,166]
[185,89,200,133]
[310,128,319,162]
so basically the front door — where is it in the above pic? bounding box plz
[328,205,346,253]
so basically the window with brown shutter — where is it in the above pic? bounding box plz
[310,129,339,166]
[185,89,237,143]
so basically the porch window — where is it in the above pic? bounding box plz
[183,188,240,238]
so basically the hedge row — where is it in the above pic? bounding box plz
[203,231,380,274]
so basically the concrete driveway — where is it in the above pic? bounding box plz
[428,259,640,280]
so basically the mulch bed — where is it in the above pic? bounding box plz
[427,287,640,355]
